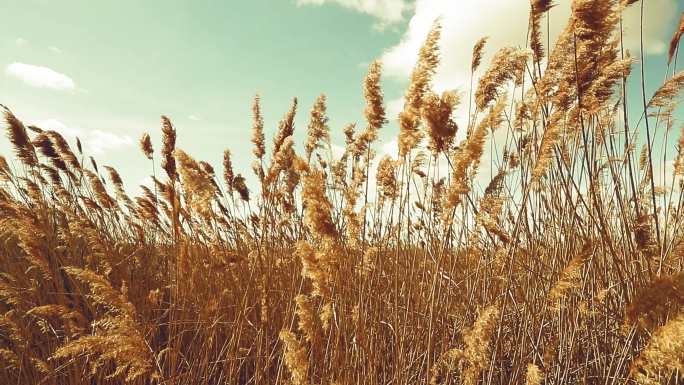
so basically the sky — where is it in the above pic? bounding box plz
[1,0,683,196]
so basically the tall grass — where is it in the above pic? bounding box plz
[1,1,684,384]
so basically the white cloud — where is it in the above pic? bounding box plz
[381,0,676,93]
[382,0,554,92]
[297,0,410,26]
[15,38,28,47]
[330,143,346,159]
[386,97,404,119]
[34,119,83,137]
[49,46,63,54]
[188,114,201,121]
[31,119,133,155]
[381,138,398,159]
[88,130,134,154]
[6,63,75,90]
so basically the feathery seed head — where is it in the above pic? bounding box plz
[139,133,154,160]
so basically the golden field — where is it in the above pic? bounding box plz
[1,1,684,384]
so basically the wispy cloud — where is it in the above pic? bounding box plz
[88,130,134,154]
[48,46,63,54]
[15,38,28,47]
[6,63,75,90]
[296,0,410,26]
[188,114,201,121]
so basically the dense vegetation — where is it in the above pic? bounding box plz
[1,1,683,384]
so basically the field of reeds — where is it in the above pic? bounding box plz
[1,1,684,384]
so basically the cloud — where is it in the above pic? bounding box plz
[330,143,346,159]
[386,97,404,119]
[188,115,201,121]
[49,46,63,54]
[15,38,28,47]
[6,63,75,90]
[296,0,410,26]
[381,138,399,159]
[34,119,83,137]
[88,130,134,154]
[381,0,530,90]
[381,0,677,93]
[31,119,133,155]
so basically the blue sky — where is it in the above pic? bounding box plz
[1,0,683,194]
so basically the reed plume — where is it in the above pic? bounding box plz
[279,330,310,385]
[301,167,336,239]
[548,244,592,310]
[669,12,684,65]
[630,313,684,384]
[421,90,459,154]
[361,60,386,147]
[175,149,217,218]
[625,272,684,329]
[648,71,684,108]
[398,21,441,156]
[305,94,330,162]
[674,123,684,176]
[33,132,67,171]
[296,241,331,298]
[529,0,554,63]
[295,294,321,346]
[104,166,130,204]
[525,363,543,385]
[252,94,266,160]
[160,115,177,180]
[471,37,488,73]
[52,316,153,382]
[376,155,399,201]
[446,96,506,210]
[273,98,298,158]
[233,173,250,202]
[223,149,235,194]
[531,111,563,183]
[62,267,135,317]
[4,110,38,166]
[46,130,80,170]
[139,133,154,160]
[461,306,499,385]
[84,169,116,209]
[475,48,528,110]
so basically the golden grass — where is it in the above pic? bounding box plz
[1,1,684,384]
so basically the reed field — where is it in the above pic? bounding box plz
[1,0,684,384]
